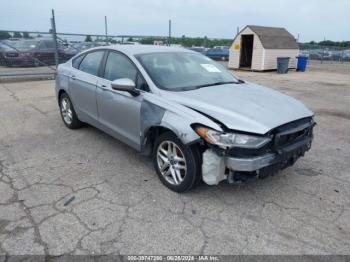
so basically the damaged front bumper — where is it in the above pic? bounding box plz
[202,135,313,185]
[225,137,312,172]
[201,117,315,185]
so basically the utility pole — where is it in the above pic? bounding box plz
[51,9,59,67]
[168,19,172,46]
[105,16,108,42]
[236,27,239,37]
[321,36,326,64]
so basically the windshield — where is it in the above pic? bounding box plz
[12,40,38,50]
[135,52,238,91]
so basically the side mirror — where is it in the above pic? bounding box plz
[111,78,140,96]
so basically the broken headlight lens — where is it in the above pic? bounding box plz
[195,127,271,149]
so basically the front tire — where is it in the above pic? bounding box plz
[59,92,83,129]
[153,132,201,192]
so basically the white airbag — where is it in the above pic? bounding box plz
[202,149,226,185]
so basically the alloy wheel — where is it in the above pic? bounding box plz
[60,97,73,125]
[156,140,187,185]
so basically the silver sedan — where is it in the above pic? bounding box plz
[55,45,315,192]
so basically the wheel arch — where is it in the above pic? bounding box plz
[141,125,178,155]
[58,89,66,99]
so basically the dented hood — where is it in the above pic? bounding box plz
[163,82,313,134]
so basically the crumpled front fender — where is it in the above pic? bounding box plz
[140,93,222,152]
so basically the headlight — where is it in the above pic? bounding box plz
[195,126,271,149]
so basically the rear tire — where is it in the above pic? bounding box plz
[152,132,201,192]
[59,92,83,129]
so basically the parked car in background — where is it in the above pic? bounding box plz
[0,42,11,66]
[62,42,107,60]
[205,46,229,61]
[0,40,19,66]
[344,50,350,61]
[330,50,344,61]
[55,45,315,192]
[298,50,310,58]
[121,41,141,45]
[3,39,65,67]
[308,50,322,60]
[188,46,207,54]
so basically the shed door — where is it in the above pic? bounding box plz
[239,35,254,68]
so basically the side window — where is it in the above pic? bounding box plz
[79,51,104,76]
[72,54,85,69]
[104,52,137,82]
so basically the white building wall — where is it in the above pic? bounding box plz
[228,36,241,68]
[263,49,299,70]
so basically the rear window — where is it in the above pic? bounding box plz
[78,51,104,76]
[44,41,54,48]
[12,40,38,50]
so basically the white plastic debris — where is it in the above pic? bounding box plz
[202,149,226,185]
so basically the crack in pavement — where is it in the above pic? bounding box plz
[0,162,49,255]
[1,83,20,102]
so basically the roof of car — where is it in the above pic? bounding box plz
[96,44,191,55]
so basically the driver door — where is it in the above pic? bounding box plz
[96,51,147,150]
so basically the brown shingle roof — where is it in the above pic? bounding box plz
[246,25,299,49]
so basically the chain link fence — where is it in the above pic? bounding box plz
[0,32,118,80]
[299,44,350,63]
[0,32,232,81]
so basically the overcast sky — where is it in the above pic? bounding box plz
[1,0,349,42]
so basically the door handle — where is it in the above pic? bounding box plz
[97,84,108,91]
[70,75,77,80]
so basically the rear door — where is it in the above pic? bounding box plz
[69,50,105,125]
[96,51,148,150]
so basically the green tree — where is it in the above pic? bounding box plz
[13,32,22,38]
[85,35,92,42]
[0,31,11,40]
[203,36,208,47]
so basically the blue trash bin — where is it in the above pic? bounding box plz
[297,56,308,72]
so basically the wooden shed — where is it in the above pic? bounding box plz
[228,25,299,71]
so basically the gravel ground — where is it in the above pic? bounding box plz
[0,62,349,256]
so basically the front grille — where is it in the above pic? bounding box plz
[272,117,314,150]
[227,142,272,157]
